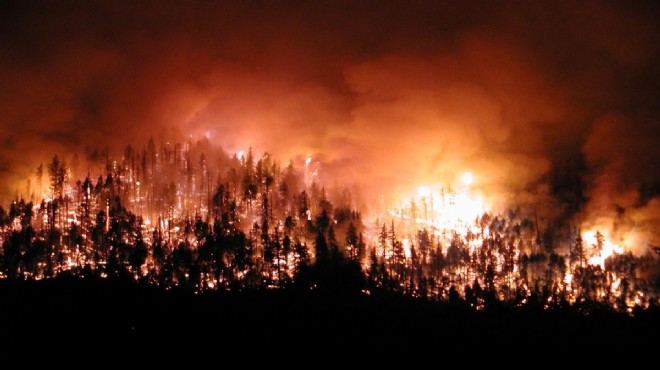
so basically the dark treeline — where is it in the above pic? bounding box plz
[1,138,658,313]
[2,276,658,356]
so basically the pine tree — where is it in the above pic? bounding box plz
[345,222,359,261]
[314,229,329,263]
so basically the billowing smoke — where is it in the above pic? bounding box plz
[1,1,658,252]
[582,112,660,253]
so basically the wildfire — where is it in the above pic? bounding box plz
[583,229,624,268]
[392,171,487,237]
[461,171,474,186]
[6,137,655,312]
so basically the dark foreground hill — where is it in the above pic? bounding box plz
[0,277,657,359]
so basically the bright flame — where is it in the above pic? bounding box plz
[440,192,484,224]
[564,272,573,286]
[305,157,312,166]
[237,151,244,160]
[583,230,624,268]
[461,172,474,186]
[417,186,430,198]
[393,172,488,237]
[402,238,412,258]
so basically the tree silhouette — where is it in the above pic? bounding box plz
[47,155,67,199]
[0,137,648,312]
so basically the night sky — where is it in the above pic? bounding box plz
[1,1,659,252]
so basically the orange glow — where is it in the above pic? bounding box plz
[583,230,624,268]
[417,186,430,198]
[461,171,474,187]
[392,171,487,237]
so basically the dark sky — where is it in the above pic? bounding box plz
[1,1,659,250]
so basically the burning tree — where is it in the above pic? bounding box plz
[0,138,656,313]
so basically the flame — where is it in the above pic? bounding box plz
[583,229,624,268]
[393,171,487,237]
[10,141,654,310]
[461,171,474,186]
[417,186,430,198]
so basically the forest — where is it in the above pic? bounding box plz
[1,138,658,314]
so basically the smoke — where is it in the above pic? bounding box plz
[581,112,660,253]
[1,1,659,252]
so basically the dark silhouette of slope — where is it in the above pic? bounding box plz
[0,277,657,360]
